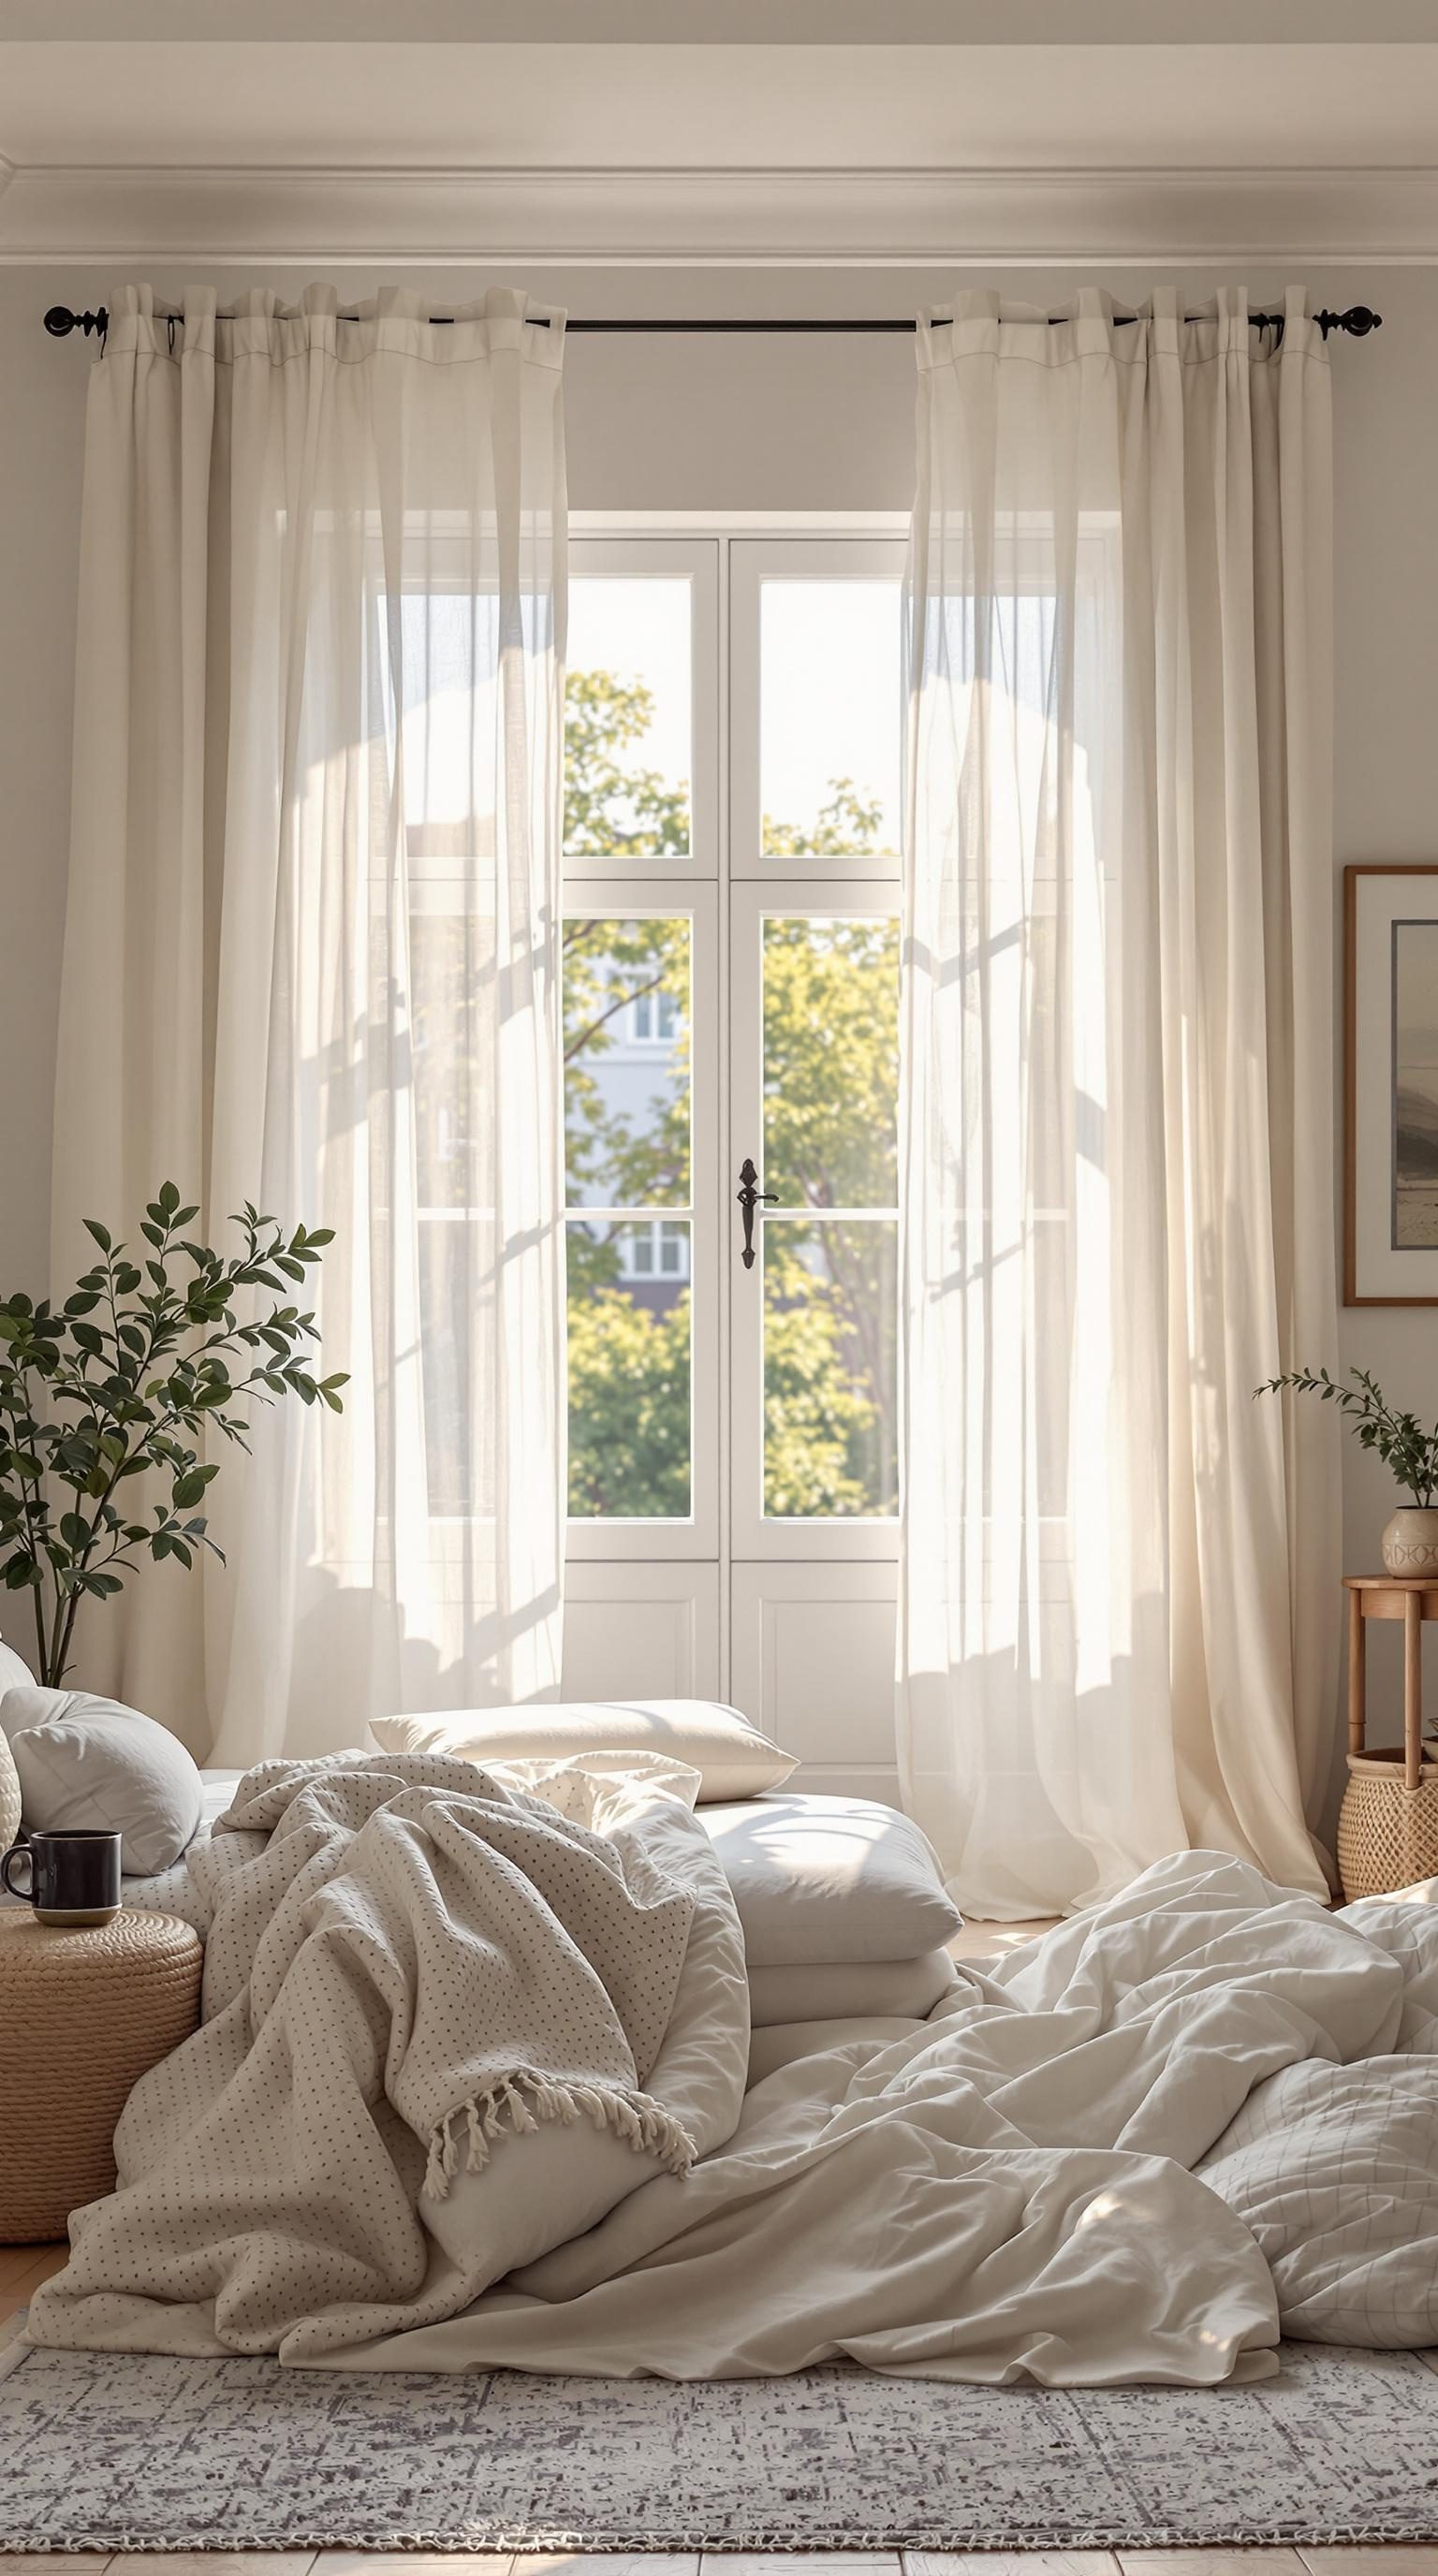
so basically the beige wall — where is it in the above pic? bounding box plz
[3,256,1436,1775]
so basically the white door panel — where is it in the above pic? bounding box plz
[730,1560,898,1799]
[562,1561,720,1701]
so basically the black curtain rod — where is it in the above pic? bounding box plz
[44,302,1384,347]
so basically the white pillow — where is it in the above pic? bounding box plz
[0,1635,30,1853]
[0,1688,204,1876]
[0,1633,35,1697]
[369,1699,797,1805]
[1201,2057,1438,2348]
[700,1792,963,1965]
[0,1727,19,1855]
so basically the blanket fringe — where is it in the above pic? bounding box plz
[423,2070,697,2200]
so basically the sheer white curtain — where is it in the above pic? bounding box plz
[51,285,568,1760]
[899,286,1340,1917]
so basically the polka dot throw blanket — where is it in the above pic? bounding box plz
[26,1750,713,2360]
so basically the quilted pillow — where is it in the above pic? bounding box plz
[1201,2056,1438,2348]
[0,1687,204,1876]
[370,1699,798,1804]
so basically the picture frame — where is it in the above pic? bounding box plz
[1345,862,1438,1305]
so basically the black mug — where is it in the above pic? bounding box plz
[2,1829,123,1925]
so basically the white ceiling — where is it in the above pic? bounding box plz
[4,38,1438,174]
[2,15,1435,269]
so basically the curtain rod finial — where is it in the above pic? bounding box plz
[44,306,109,342]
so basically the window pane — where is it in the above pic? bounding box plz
[564,916,691,1208]
[763,1219,897,1519]
[418,1212,487,1520]
[566,578,692,857]
[408,900,496,1213]
[760,580,902,858]
[567,1221,691,1519]
[762,915,899,1210]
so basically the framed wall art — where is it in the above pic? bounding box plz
[1346,863,1438,1305]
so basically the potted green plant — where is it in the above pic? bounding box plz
[1256,1363,1438,1576]
[0,1186,345,1689]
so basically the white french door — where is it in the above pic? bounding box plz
[559,522,906,1797]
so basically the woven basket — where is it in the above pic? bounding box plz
[1337,1742,1438,1902]
[0,1907,201,2243]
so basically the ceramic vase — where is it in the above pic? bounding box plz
[1381,1505,1438,1575]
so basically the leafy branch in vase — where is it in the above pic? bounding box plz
[0,1184,347,1689]
[1255,1364,1438,1508]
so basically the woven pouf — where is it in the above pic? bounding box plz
[0,1908,201,2242]
[1337,1742,1438,1901]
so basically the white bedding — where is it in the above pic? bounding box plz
[22,1754,1438,2386]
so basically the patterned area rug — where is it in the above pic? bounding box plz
[3,2334,1438,2551]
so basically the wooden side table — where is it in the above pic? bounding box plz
[1340,1576,1438,1898]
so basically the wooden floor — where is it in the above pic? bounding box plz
[0,2237,67,2325]
[8,1930,1430,2571]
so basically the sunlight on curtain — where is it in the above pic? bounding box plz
[899,286,1340,1916]
[52,285,567,1757]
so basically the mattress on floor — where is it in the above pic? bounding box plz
[97,1773,963,2028]
[745,2012,930,2088]
[746,1946,957,2026]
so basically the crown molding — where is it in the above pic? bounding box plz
[10,2,1438,36]
[2,162,1436,268]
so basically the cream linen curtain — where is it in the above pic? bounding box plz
[51,285,568,1760]
[899,286,1340,1917]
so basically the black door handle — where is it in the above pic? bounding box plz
[737,1158,776,1269]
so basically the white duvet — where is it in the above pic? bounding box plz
[25,1752,1438,2387]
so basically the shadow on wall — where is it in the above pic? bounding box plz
[276,1560,564,1762]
